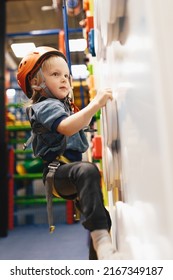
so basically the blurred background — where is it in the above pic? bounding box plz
[1,0,173,260]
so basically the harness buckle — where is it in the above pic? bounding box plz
[48,162,60,172]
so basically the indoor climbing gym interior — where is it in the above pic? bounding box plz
[1,0,173,267]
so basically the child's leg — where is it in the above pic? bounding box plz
[53,161,119,259]
[55,161,109,230]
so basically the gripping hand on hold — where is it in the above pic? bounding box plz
[95,88,113,108]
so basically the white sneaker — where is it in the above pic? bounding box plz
[97,243,121,260]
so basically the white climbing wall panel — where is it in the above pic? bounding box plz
[93,0,173,259]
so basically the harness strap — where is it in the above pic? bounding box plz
[23,134,35,150]
[23,107,51,150]
[45,161,60,233]
[45,155,71,233]
[56,155,71,164]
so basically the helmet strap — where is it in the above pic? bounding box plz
[39,68,54,98]
[39,81,54,98]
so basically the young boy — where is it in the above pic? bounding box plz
[17,46,118,260]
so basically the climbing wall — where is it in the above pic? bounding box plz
[93,0,173,259]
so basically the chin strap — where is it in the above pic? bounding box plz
[38,68,55,98]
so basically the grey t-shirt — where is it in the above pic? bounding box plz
[28,98,89,162]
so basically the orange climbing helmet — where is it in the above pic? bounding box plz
[17,46,67,98]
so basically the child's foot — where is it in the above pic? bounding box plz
[91,229,121,260]
[97,242,120,260]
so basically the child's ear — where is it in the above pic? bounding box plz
[31,85,42,91]
[31,77,38,85]
[31,77,41,91]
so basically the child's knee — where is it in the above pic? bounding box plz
[78,162,100,181]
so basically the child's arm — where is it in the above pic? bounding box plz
[57,88,112,136]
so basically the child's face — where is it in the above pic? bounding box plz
[42,56,71,100]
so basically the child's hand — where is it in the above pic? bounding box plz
[95,88,113,108]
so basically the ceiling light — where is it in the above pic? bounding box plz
[71,64,89,79]
[6,88,16,100]
[69,39,87,52]
[11,43,36,58]
[41,0,58,11]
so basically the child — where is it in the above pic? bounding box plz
[17,46,118,260]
